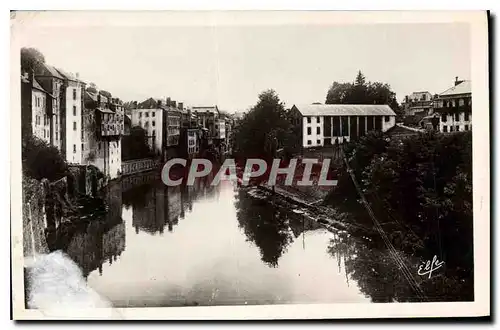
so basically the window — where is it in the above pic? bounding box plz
[384,116,390,122]
[307,140,312,145]
[443,126,448,133]
[317,127,321,135]
[139,112,142,118]
[465,112,470,121]
[450,126,454,132]
[152,120,155,127]
[55,132,58,140]
[152,112,155,117]
[73,144,76,153]
[465,125,469,131]
[317,140,321,144]
[73,121,77,131]
[145,112,149,118]
[317,117,320,123]
[441,114,447,122]
[73,106,77,116]
[73,89,77,100]
[456,125,460,131]
[81,143,84,151]
[307,117,311,124]
[307,127,312,135]
[459,98,465,106]
[455,113,460,121]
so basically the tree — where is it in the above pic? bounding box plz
[99,90,112,98]
[325,71,404,120]
[86,83,98,94]
[233,89,296,161]
[22,133,68,181]
[21,47,45,73]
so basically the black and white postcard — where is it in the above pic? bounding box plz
[10,10,490,320]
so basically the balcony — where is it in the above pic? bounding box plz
[433,104,472,114]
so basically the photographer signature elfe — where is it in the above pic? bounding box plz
[418,255,445,279]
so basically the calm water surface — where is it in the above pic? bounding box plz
[63,173,383,307]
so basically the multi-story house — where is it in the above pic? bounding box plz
[83,91,124,179]
[165,99,182,149]
[433,77,472,133]
[290,104,396,147]
[132,97,182,160]
[21,72,52,144]
[192,106,220,138]
[402,91,435,116]
[132,98,165,157]
[54,68,86,164]
[35,64,65,150]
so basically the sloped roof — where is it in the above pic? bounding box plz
[440,80,471,96]
[38,63,64,80]
[292,104,396,116]
[386,124,424,136]
[54,67,80,82]
[97,108,115,114]
[86,91,98,102]
[32,78,50,95]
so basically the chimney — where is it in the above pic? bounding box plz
[157,99,162,107]
[171,100,177,108]
[178,102,183,110]
[166,97,171,107]
[455,76,460,86]
[75,72,80,80]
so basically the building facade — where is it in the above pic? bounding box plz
[35,64,65,151]
[83,91,123,179]
[55,68,86,164]
[433,78,472,133]
[21,73,53,144]
[402,91,435,116]
[290,104,397,147]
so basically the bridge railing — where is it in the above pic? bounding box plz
[121,158,160,176]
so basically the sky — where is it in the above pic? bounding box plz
[14,14,471,113]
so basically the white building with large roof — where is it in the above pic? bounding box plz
[290,104,396,147]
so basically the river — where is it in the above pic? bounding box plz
[59,171,422,307]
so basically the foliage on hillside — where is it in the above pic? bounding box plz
[326,130,473,300]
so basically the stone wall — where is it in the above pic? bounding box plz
[22,177,49,257]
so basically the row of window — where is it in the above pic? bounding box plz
[436,98,472,108]
[441,112,471,122]
[138,111,156,118]
[34,96,45,108]
[307,127,321,135]
[306,139,322,145]
[306,115,391,124]
[35,115,49,126]
[442,125,471,133]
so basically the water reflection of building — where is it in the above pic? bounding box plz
[102,222,126,266]
[64,219,126,278]
[128,176,218,235]
[131,184,168,234]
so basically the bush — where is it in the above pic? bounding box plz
[327,131,473,300]
[22,133,69,181]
